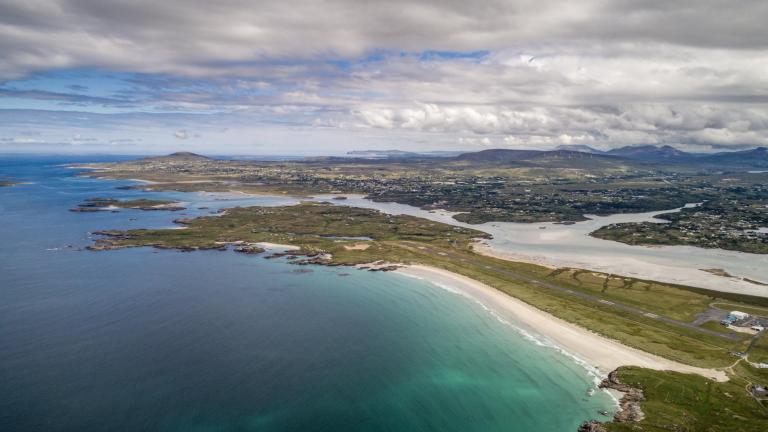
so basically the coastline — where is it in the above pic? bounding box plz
[256,242,300,251]
[472,242,558,269]
[68,167,738,381]
[397,264,728,382]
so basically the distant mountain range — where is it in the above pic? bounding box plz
[159,146,768,169]
[346,150,464,159]
[459,145,768,169]
[553,145,605,154]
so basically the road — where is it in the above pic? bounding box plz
[398,242,741,342]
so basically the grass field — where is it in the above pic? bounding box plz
[749,332,768,364]
[605,366,767,431]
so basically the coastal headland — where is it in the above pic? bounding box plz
[84,199,768,430]
[75,154,768,430]
[75,150,768,255]
[69,197,186,212]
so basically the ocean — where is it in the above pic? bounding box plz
[0,156,614,431]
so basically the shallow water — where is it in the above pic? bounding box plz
[80,163,768,294]
[0,156,614,431]
[317,196,768,297]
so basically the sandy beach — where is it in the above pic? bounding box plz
[256,242,300,250]
[398,264,728,382]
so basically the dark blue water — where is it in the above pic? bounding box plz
[0,156,613,431]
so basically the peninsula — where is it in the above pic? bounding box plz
[77,149,768,254]
[86,196,768,430]
[70,197,186,212]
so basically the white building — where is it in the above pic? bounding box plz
[729,311,749,320]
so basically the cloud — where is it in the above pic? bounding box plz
[1,1,767,79]
[353,103,768,148]
[173,129,190,139]
[0,87,137,106]
[71,133,97,142]
[1,1,767,153]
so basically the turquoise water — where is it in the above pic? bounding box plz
[0,156,614,431]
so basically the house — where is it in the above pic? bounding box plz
[750,385,768,398]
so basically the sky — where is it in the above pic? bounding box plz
[1,0,767,155]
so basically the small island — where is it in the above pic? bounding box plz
[70,197,186,212]
[88,202,489,253]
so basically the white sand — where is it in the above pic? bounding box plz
[344,243,371,251]
[256,242,300,250]
[398,264,728,382]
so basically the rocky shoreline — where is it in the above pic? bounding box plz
[70,197,186,212]
[578,369,645,431]
[87,232,403,272]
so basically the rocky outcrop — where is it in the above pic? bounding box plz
[366,265,402,272]
[233,244,265,254]
[70,206,110,212]
[577,420,607,432]
[600,369,646,423]
[87,231,227,252]
[577,370,645,431]
[71,197,186,212]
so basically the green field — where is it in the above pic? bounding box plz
[605,366,767,431]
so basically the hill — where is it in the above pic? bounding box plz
[135,152,212,163]
[453,145,768,169]
[454,148,628,168]
[553,145,605,154]
[697,147,768,168]
[606,145,688,161]
[346,149,462,159]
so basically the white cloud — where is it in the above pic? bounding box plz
[353,103,768,148]
[1,1,767,79]
[173,130,190,140]
[2,1,768,152]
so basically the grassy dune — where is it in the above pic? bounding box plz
[605,366,768,432]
